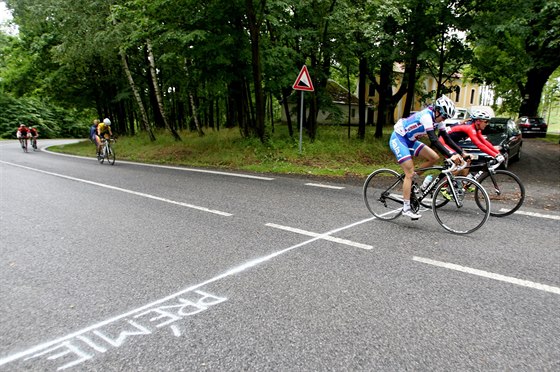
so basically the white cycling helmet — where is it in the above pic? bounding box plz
[469,108,491,121]
[103,118,111,126]
[434,95,456,119]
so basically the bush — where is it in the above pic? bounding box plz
[0,93,91,139]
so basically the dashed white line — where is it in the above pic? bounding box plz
[413,256,560,295]
[506,209,560,220]
[0,161,232,216]
[266,223,373,250]
[305,183,345,190]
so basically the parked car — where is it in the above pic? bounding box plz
[516,116,548,137]
[443,106,495,127]
[443,106,469,126]
[450,117,523,169]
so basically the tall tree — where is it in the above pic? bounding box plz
[469,0,560,116]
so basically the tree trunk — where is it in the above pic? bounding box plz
[374,61,392,138]
[518,67,554,117]
[281,88,294,137]
[357,57,367,140]
[119,49,155,141]
[245,0,266,142]
[147,39,181,141]
[189,92,204,136]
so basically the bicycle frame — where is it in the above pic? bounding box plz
[377,163,463,210]
[412,163,466,208]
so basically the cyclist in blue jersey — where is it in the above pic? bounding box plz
[389,95,465,219]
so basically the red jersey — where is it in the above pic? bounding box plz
[439,122,500,157]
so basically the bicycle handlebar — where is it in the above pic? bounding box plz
[442,158,468,174]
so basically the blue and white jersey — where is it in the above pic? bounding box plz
[393,106,446,142]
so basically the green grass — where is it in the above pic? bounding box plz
[49,121,560,180]
[52,125,401,179]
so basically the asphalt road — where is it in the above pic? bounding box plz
[1,139,559,371]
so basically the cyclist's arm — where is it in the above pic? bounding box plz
[427,129,457,158]
[437,133,456,154]
[472,129,500,157]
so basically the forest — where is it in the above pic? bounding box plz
[0,0,559,141]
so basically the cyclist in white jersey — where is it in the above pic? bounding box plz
[389,95,465,219]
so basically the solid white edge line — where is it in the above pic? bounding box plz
[304,183,345,190]
[0,161,232,216]
[41,147,275,181]
[266,223,373,250]
[413,256,560,295]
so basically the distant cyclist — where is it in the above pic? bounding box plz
[29,126,39,148]
[16,124,31,149]
[389,95,465,219]
[438,108,505,175]
[96,118,113,154]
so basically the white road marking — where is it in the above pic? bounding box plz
[42,148,275,181]
[266,223,373,250]
[0,160,232,216]
[505,209,560,220]
[304,183,345,190]
[0,216,376,367]
[413,256,560,295]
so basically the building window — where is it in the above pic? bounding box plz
[368,84,375,97]
[470,89,475,104]
[455,87,460,102]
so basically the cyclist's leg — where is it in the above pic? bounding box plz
[415,144,439,170]
[390,133,421,218]
[403,144,439,216]
[96,135,103,154]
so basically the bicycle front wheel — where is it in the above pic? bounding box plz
[432,176,490,234]
[363,169,403,220]
[106,145,116,165]
[476,170,524,217]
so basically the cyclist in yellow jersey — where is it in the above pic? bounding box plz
[97,118,113,154]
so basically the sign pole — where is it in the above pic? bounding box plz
[292,65,314,155]
[299,91,304,154]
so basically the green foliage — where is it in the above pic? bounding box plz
[1,0,559,144]
[0,93,92,138]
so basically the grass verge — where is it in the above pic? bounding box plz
[51,125,401,179]
[49,124,559,180]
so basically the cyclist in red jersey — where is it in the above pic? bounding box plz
[29,126,39,147]
[16,124,31,149]
[438,108,505,175]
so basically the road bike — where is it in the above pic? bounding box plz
[19,137,28,153]
[98,138,116,165]
[363,159,491,234]
[31,137,38,151]
[465,158,525,217]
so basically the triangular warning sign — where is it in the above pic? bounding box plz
[292,65,314,91]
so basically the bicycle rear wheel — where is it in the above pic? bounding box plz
[432,176,490,234]
[106,144,116,165]
[476,170,524,217]
[363,169,403,220]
